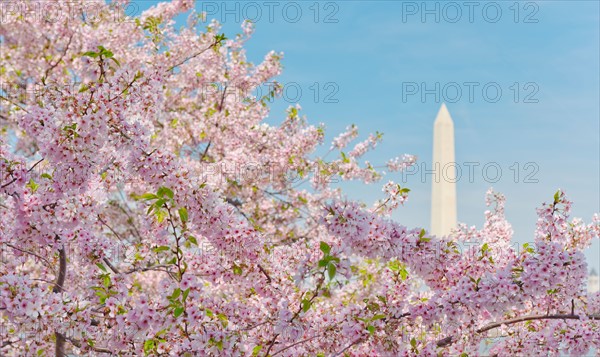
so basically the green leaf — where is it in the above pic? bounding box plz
[97,292,107,304]
[410,337,417,349]
[154,199,167,209]
[178,207,188,223]
[371,314,386,321]
[481,243,489,252]
[143,339,155,355]
[182,288,190,302]
[173,307,184,317]
[399,266,408,281]
[41,173,52,179]
[83,51,99,58]
[153,246,170,253]
[252,345,262,356]
[327,262,336,280]
[141,193,158,200]
[26,179,39,193]
[341,152,350,163]
[418,229,429,242]
[215,33,227,42]
[157,186,174,199]
[302,299,311,312]
[367,325,375,335]
[319,241,330,255]
[205,308,214,317]
[554,190,560,203]
[171,288,181,299]
[155,209,166,223]
[217,313,228,327]
[96,263,107,272]
[232,264,243,275]
[97,46,114,58]
[188,235,198,245]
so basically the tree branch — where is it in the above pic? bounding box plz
[3,243,53,269]
[272,334,322,356]
[333,337,364,357]
[437,313,600,348]
[165,42,217,73]
[53,238,67,357]
[0,158,44,189]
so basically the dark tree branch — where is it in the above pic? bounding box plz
[53,237,67,357]
[437,313,600,348]
[0,158,44,189]
[272,334,322,356]
[165,41,217,73]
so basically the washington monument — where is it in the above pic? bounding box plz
[431,103,457,237]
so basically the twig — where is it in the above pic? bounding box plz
[0,94,30,114]
[200,141,211,162]
[43,34,74,82]
[3,243,54,269]
[102,257,121,274]
[437,313,600,348]
[0,158,44,189]
[332,338,364,357]
[123,264,172,275]
[272,334,321,356]
[257,264,272,284]
[165,42,217,73]
[65,336,114,354]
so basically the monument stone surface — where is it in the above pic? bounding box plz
[431,103,457,237]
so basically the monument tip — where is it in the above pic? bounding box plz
[435,103,453,124]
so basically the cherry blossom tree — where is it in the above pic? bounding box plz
[1,1,599,356]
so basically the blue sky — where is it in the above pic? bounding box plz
[136,1,599,273]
